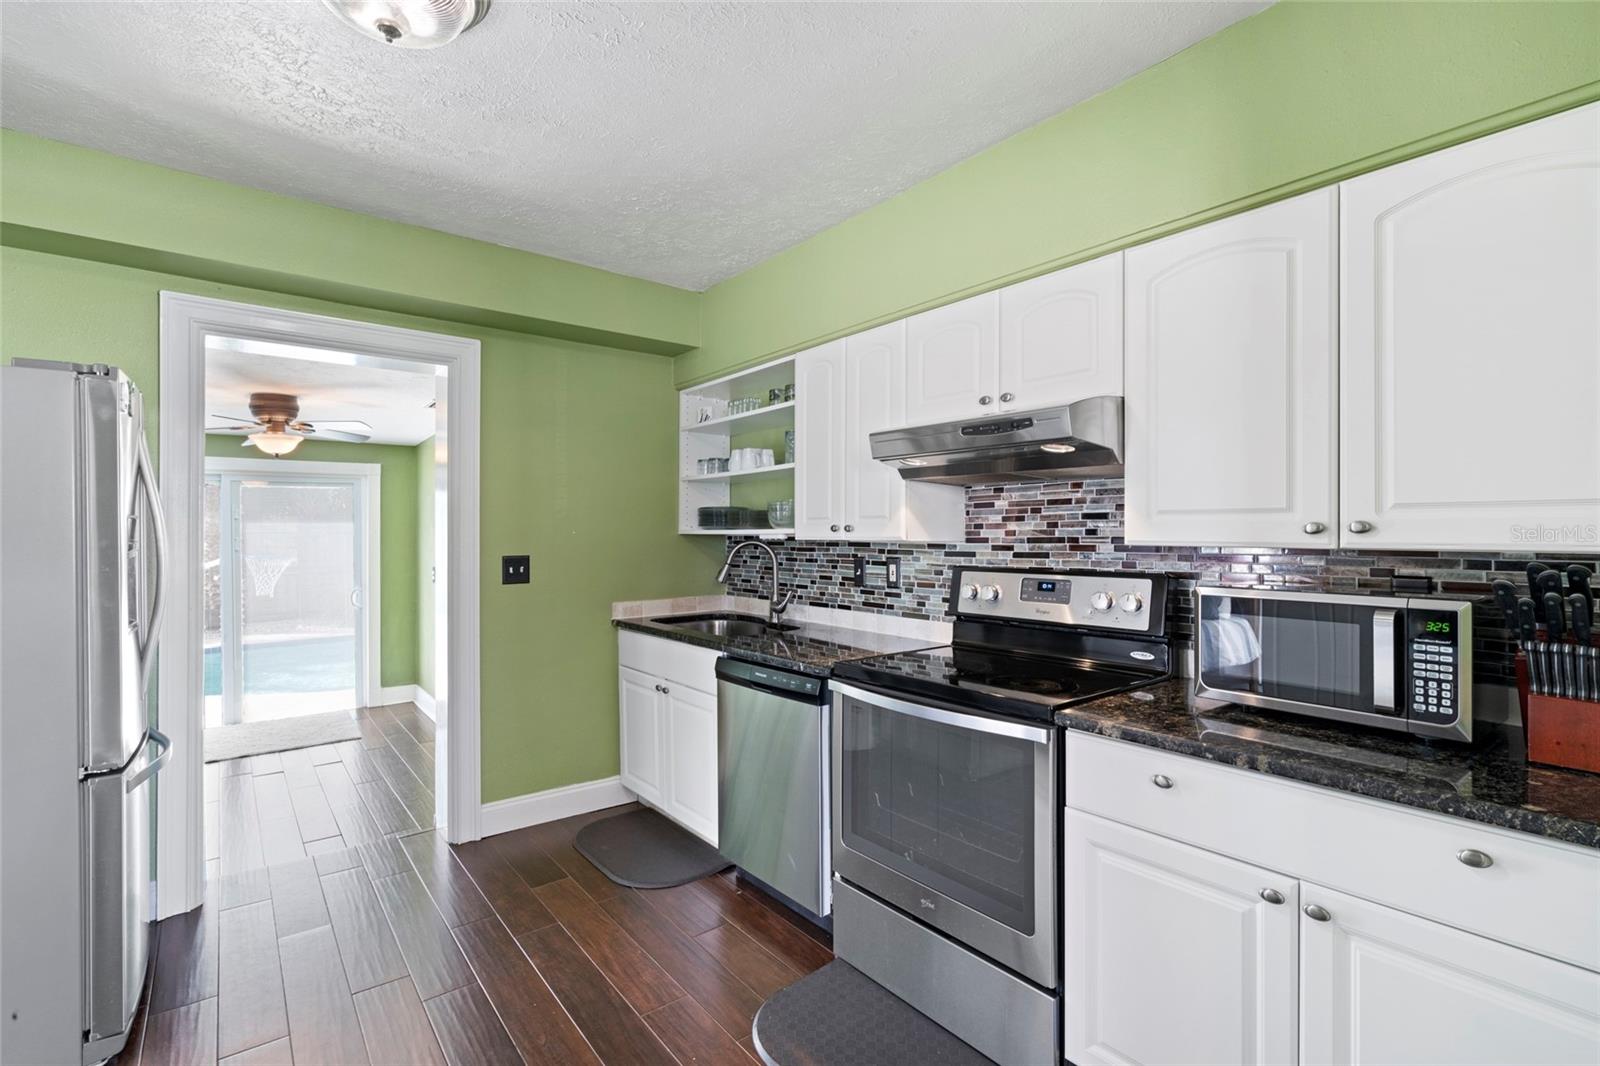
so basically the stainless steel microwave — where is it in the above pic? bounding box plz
[1194,587,1474,741]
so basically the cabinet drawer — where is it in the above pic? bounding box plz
[1064,731,1600,971]
[617,630,720,694]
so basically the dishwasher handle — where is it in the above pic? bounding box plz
[715,656,828,705]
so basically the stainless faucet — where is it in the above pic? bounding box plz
[717,541,794,625]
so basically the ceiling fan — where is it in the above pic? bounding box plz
[207,392,373,457]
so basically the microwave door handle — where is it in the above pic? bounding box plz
[1373,608,1396,712]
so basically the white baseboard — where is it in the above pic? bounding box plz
[478,776,635,838]
[375,684,434,718]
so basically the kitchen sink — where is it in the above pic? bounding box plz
[654,613,798,638]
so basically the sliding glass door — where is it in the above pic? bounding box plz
[204,469,368,726]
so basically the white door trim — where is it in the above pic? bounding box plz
[157,292,482,919]
[204,455,382,717]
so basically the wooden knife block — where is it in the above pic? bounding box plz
[1518,650,1600,774]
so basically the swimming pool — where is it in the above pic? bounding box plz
[203,634,356,696]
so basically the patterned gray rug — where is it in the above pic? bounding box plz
[573,807,731,888]
[204,710,361,762]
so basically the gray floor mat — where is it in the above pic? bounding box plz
[572,807,731,889]
[752,960,995,1066]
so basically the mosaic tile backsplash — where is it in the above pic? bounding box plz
[725,479,1600,688]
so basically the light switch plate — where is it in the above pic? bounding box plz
[502,555,530,585]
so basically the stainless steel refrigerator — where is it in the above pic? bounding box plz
[2,359,171,1065]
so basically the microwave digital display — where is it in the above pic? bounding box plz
[1424,620,1452,634]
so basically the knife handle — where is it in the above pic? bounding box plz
[1569,565,1595,614]
[1570,593,1593,645]
[1543,590,1567,642]
[1527,561,1550,596]
[1492,578,1521,628]
[1536,568,1565,605]
[1516,598,1539,643]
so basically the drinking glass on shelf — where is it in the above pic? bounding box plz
[784,430,795,465]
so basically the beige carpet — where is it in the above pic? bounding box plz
[204,710,361,762]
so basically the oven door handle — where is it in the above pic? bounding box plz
[829,682,1054,744]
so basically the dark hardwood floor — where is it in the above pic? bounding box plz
[120,702,830,1065]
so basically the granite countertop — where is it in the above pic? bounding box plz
[1059,679,1600,849]
[614,615,945,678]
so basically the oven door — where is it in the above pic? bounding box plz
[1194,588,1407,727]
[830,682,1057,988]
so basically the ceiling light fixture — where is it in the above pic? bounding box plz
[246,429,305,457]
[321,0,491,49]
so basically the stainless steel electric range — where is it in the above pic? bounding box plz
[828,567,1171,1065]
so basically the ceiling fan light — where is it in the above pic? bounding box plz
[247,429,305,457]
[321,0,490,49]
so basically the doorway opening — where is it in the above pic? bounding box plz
[158,292,481,920]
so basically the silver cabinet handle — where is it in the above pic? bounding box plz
[830,525,840,533]
[1150,774,1173,790]
[1259,888,1285,905]
[1303,522,1326,534]
[1000,392,1015,403]
[1303,903,1331,922]
[844,525,854,533]
[1456,848,1494,869]
[978,395,993,405]
[1347,520,1373,534]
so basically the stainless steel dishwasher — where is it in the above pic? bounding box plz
[716,657,831,924]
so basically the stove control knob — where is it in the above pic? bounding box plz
[1119,592,1144,613]
[1090,591,1114,611]
[979,585,1002,604]
[960,583,980,601]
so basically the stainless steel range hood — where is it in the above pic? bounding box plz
[869,396,1124,485]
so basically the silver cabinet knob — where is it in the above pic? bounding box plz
[660,685,670,695]
[1150,774,1173,790]
[1259,888,1285,905]
[978,395,993,406]
[1303,522,1326,534]
[1303,903,1331,922]
[1456,848,1494,869]
[830,525,840,533]
[654,684,665,693]
[1000,392,1015,403]
[1347,520,1373,534]
[844,525,854,533]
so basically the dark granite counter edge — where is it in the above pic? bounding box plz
[612,617,853,677]
[1058,711,1600,850]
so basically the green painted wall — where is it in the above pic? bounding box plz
[416,437,437,697]
[203,435,421,688]
[0,246,723,802]
[1,130,699,356]
[680,1,1600,385]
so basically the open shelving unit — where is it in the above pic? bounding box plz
[679,356,796,537]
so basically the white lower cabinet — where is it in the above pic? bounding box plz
[1065,810,1298,1066]
[1064,733,1600,1066]
[1300,884,1600,1066]
[616,631,720,846]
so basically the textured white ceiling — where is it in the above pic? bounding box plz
[1,1,1267,290]
[206,337,439,446]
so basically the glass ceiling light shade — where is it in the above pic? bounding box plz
[246,429,305,457]
[321,0,491,49]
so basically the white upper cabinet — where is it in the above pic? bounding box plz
[1125,188,1339,548]
[1299,884,1600,1066]
[904,291,1000,424]
[1340,103,1600,551]
[1065,810,1298,1066]
[794,340,845,539]
[842,322,909,541]
[998,252,1124,413]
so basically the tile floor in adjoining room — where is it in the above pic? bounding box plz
[119,702,830,1065]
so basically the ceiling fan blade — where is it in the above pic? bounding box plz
[210,413,258,423]
[308,420,373,434]
[206,424,256,434]
[307,428,372,443]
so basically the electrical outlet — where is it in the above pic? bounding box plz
[887,561,901,588]
[502,555,530,585]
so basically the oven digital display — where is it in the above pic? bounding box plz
[1019,578,1072,604]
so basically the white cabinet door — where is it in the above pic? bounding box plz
[1300,884,1600,1066]
[794,340,846,539]
[843,322,908,541]
[662,682,718,846]
[1064,810,1298,1066]
[1124,188,1339,548]
[1340,103,1600,551]
[998,252,1123,412]
[904,291,999,425]
[618,666,663,804]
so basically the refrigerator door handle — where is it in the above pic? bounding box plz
[132,430,168,695]
[124,728,171,793]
